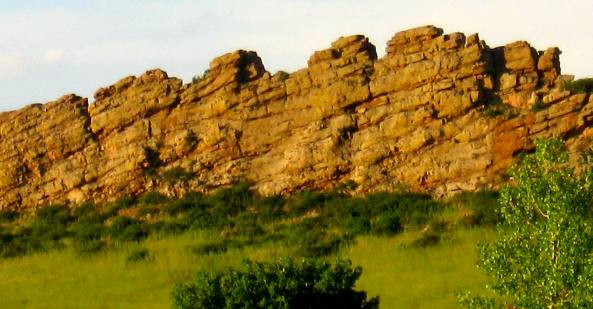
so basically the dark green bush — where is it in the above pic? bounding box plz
[114,196,136,208]
[371,213,403,235]
[149,220,188,236]
[0,209,20,223]
[347,192,440,229]
[184,130,198,147]
[191,69,210,83]
[531,100,546,112]
[347,216,372,236]
[180,182,255,231]
[105,196,136,217]
[411,232,441,247]
[562,78,593,93]
[163,192,205,216]
[108,216,148,242]
[275,70,290,82]
[206,182,253,214]
[298,230,352,258]
[74,239,105,255]
[71,202,96,218]
[70,221,104,243]
[452,191,501,227]
[126,248,153,263]
[35,204,73,226]
[162,167,193,183]
[138,191,168,205]
[286,191,331,216]
[29,221,69,243]
[0,229,42,258]
[227,212,265,238]
[190,239,244,256]
[255,195,286,222]
[171,257,379,309]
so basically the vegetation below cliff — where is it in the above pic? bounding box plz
[0,183,498,259]
[0,186,498,308]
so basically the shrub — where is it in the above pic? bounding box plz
[530,99,546,112]
[29,222,69,246]
[0,229,41,258]
[74,239,105,255]
[149,220,188,236]
[162,167,193,184]
[206,182,253,213]
[255,195,286,222]
[171,257,379,309]
[35,204,72,226]
[411,233,441,247]
[192,69,210,84]
[562,77,593,93]
[275,70,290,82]
[126,248,153,263]
[483,101,518,119]
[0,209,20,223]
[190,239,243,256]
[163,192,205,216]
[298,232,351,258]
[142,146,162,176]
[371,213,403,235]
[108,216,148,242]
[286,191,329,216]
[452,191,501,227]
[114,196,136,209]
[184,130,198,147]
[105,196,136,217]
[138,191,168,205]
[71,202,99,219]
[347,216,372,236]
[227,213,265,238]
[362,192,440,228]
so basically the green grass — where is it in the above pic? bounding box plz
[343,228,496,308]
[0,226,494,308]
[0,231,291,308]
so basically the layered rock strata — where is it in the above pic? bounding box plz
[1,25,592,209]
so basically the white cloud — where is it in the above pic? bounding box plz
[44,49,64,63]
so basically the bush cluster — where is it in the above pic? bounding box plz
[562,77,593,94]
[0,181,498,259]
[171,257,379,309]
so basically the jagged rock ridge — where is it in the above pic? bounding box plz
[1,25,592,209]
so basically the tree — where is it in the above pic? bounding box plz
[171,257,379,309]
[460,139,593,308]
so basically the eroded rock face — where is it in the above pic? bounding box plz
[1,25,592,209]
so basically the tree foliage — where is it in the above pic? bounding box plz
[461,139,593,308]
[171,257,379,309]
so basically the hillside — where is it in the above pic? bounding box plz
[1,25,592,209]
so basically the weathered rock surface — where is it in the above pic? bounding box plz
[1,25,592,209]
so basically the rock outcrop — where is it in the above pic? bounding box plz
[1,25,592,209]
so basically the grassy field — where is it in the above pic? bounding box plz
[0,225,495,308]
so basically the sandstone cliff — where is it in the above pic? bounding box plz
[1,25,592,209]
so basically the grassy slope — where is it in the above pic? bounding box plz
[0,227,495,308]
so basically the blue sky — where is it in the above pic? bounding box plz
[1,0,593,111]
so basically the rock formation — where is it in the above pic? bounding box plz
[1,25,592,209]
